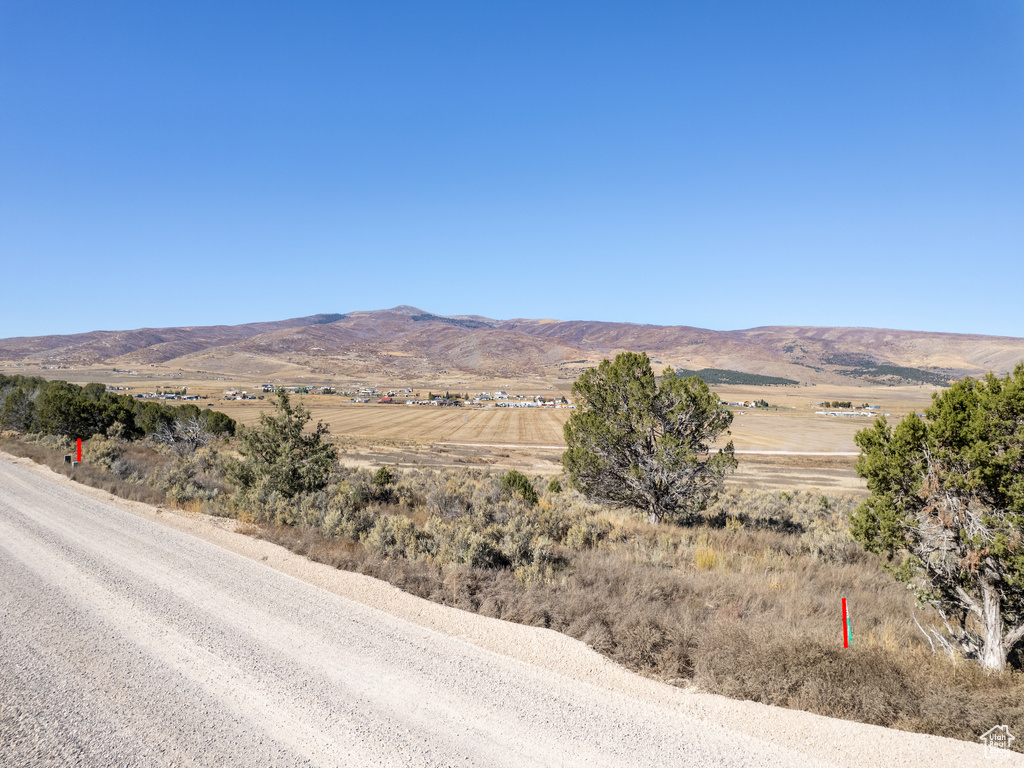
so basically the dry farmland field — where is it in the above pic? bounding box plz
[17,365,940,492]
[311,403,569,446]
[211,383,937,453]
[205,383,939,493]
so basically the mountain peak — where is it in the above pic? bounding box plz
[2,309,1022,385]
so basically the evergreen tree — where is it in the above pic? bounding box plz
[1,386,36,432]
[500,469,538,505]
[563,352,736,524]
[852,364,1024,671]
[227,391,337,498]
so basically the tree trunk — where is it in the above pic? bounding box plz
[980,578,1006,673]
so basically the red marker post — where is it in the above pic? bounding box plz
[77,438,82,463]
[842,598,852,648]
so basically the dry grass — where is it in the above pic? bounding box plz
[213,398,878,453]
[245,475,1022,749]
[201,382,940,454]
[6,433,1019,749]
[0,435,230,513]
[256,516,1023,747]
[218,401,571,446]
[18,362,939,456]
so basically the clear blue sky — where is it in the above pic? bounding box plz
[2,1,1022,338]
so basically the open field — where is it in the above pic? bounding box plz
[5,365,939,493]
[328,439,868,493]
[210,381,937,455]
[204,382,936,493]
[312,404,568,445]
[214,399,872,453]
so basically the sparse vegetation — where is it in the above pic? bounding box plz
[1,432,228,510]
[245,478,1022,747]
[2,372,1022,750]
[410,313,494,330]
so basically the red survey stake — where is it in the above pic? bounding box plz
[842,597,851,648]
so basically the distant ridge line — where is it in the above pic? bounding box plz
[2,306,1022,385]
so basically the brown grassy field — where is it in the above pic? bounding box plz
[218,400,873,453]
[314,404,569,445]
[14,365,937,493]
[214,381,937,455]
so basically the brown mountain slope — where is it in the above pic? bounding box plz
[3,307,1023,384]
[734,326,1024,373]
[0,314,349,366]
[226,310,584,378]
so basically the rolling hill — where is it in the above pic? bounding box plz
[3,306,1023,385]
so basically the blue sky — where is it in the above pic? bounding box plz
[2,1,1022,338]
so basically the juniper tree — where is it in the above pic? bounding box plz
[500,469,539,506]
[852,364,1024,672]
[562,352,736,524]
[227,391,337,498]
[1,386,36,432]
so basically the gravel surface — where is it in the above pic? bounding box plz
[0,454,1012,767]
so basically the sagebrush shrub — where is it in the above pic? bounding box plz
[82,434,125,469]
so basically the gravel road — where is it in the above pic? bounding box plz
[0,454,1011,767]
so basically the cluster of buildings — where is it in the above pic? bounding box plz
[494,399,572,409]
[133,391,200,401]
[402,393,572,408]
[223,390,258,401]
[814,404,882,417]
[248,382,573,409]
[399,398,462,407]
[260,384,336,395]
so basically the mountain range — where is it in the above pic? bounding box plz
[3,306,1023,386]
